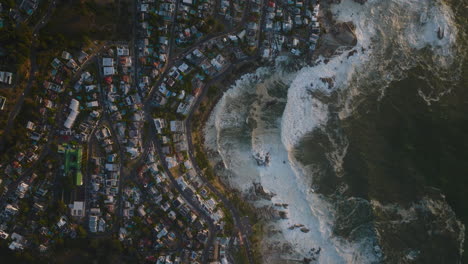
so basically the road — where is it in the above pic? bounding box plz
[183,59,257,264]
[134,8,226,262]
[135,5,223,252]
[0,44,107,210]
[0,0,262,261]
[145,119,216,263]
[144,57,258,264]
[135,1,260,262]
[131,0,142,98]
[94,52,130,233]
[143,0,253,103]
[168,0,181,60]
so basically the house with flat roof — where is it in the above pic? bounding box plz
[0,71,13,85]
[170,120,184,133]
[154,118,166,134]
[77,50,89,64]
[102,57,114,67]
[103,67,116,76]
[70,201,85,217]
[62,51,71,60]
[89,215,98,232]
[64,99,79,128]
[117,46,129,56]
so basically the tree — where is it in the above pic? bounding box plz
[76,225,88,238]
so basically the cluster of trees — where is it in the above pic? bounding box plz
[0,23,32,72]
[199,17,225,33]
[147,11,163,26]
[36,31,87,69]
[2,95,41,152]
[194,143,216,181]
[0,0,15,9]
[0,236,132,264]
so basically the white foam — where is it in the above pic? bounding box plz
[402,1,458,53]
[205,67,282,191]
[278,0,460,261]
[281,50,366,150]
[205,60,379,262]
[205,0,462,262]
[282,0,372,150]
[282,0,459,150]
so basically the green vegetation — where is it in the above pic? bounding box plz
[250,222,264,264]
[194,143,215,181]
[232,246,250,264]
[64,146,84,186]
[199,17,225,33]
[0,23,32,72]
[0,18,32,131]
[36,0,131,68]
[0,96,41,156]
[27,0,50,27]
[51,237,134,264]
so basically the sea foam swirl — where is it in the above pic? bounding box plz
[205,0,462,263]
[281,0,459,150]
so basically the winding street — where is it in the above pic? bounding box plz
[183,59,257,264]
[1,0,261,261]
[135,1,261,262]
[0,44,108,211]
[146,118,217,263]
[140,46,257,264]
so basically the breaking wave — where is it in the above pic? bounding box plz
[282,0,461,150]
[205,0,464,263]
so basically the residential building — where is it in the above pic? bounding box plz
[0,71,13,85]
[70,201,85,217]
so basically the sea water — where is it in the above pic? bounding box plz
[204,0,466,262]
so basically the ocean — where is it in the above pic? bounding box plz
[204,0,468,263]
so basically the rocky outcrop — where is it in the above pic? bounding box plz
[313,3,358,59]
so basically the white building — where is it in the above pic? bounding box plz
[85,85,97,92]
[117,46,129,56]
[5,204,19,215]
[89,216,98,232]
[70,99,79,111]
[64,109,79,129]
[87,101,99,108]
[103,66,116,76]
[170,120,184,133]
[16,182,29,199]
[154,118,166,134]
[0,71,13,85]
[102,57,114,67]
[57,216,67,228]
[70,201,85,217]
[9,241,23,251]
[98,218,106,232]
[64,109,79,127]
[62,51,72,60]
[0,230,9,240]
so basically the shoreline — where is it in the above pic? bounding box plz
[189,58,269,263]
[194,60,264,131]
[187,2,362,262]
